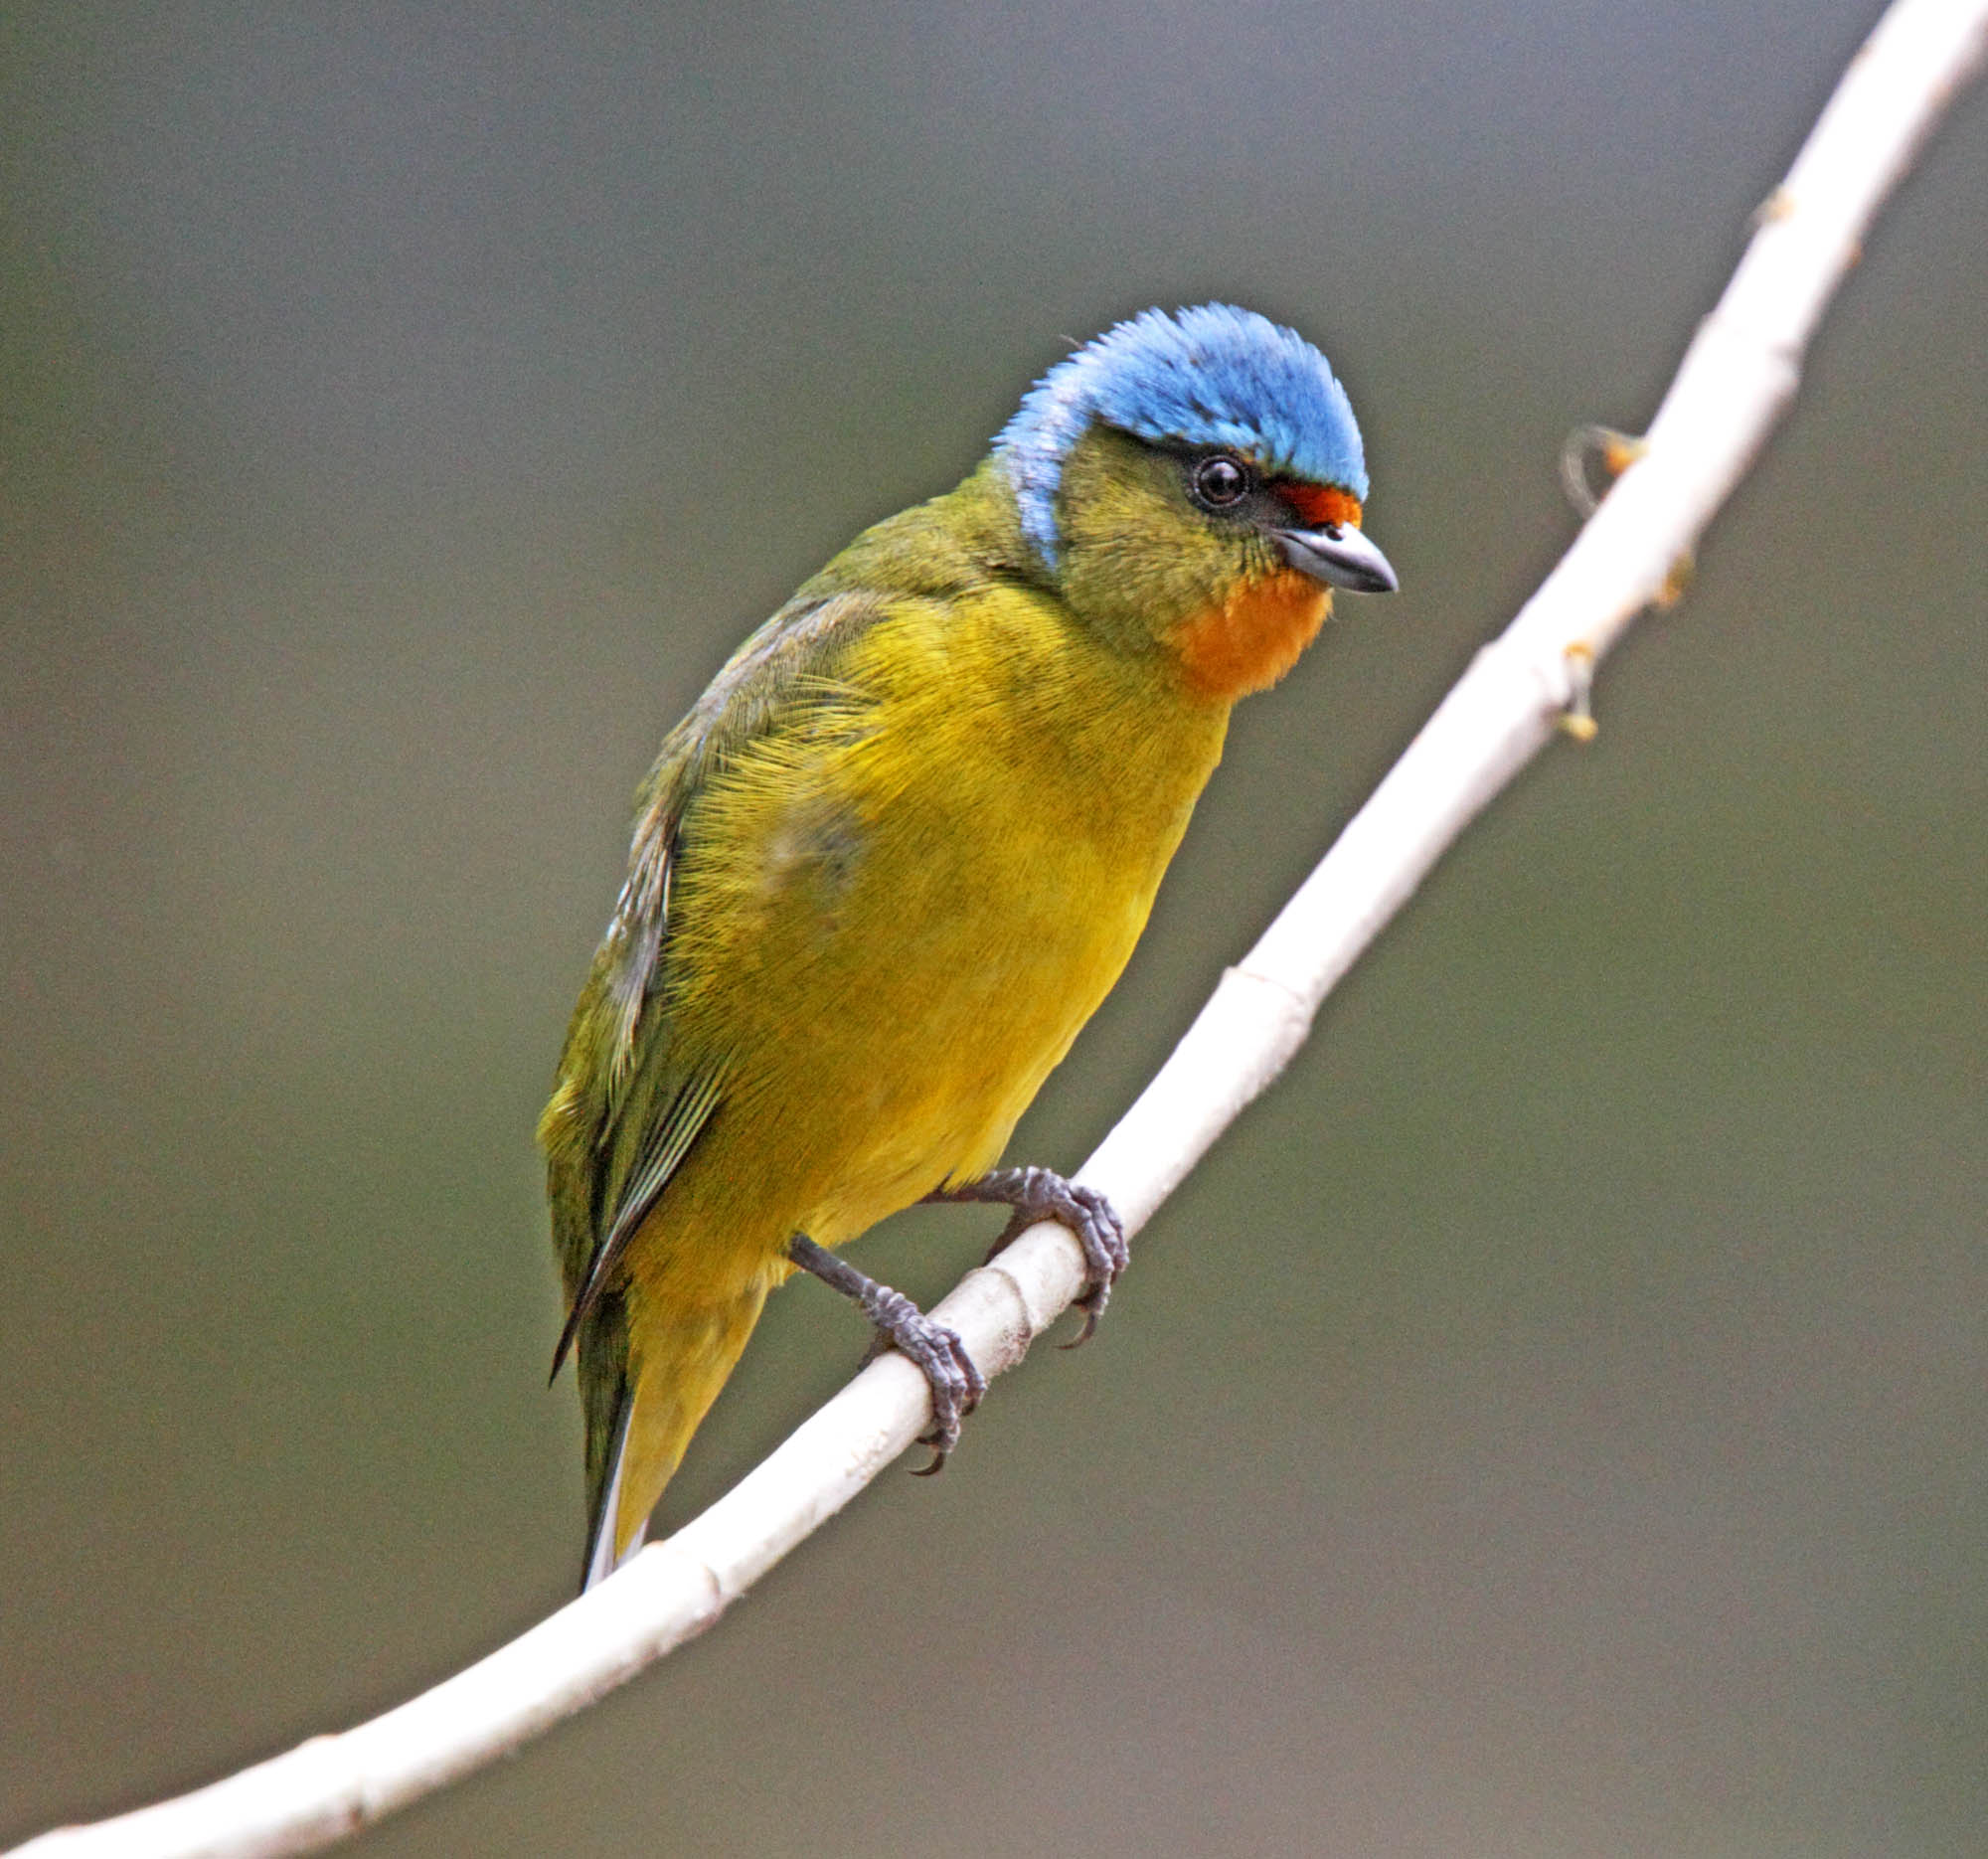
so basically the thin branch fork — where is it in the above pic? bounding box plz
[13,1,1986,1853]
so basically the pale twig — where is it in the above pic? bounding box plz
[13,1,1986,1852]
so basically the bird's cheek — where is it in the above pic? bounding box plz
[1169,569,1330,701]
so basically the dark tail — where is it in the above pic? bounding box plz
[575,1278,769,1593]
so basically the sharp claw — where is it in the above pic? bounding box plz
[1060,1290,1105,1350]
[868,1293,980,1472]
[908,1336,981,1475]
[790,1234,985,1476]
[939,1168,1129,1336]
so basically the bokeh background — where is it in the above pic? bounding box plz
[4,3,1984,1853]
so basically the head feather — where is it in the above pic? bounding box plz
[996,304,1369,567]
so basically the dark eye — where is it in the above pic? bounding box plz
[1189,453,1252,510]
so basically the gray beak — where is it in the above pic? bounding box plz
[1273,523,1400,594]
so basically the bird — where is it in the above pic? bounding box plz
[541,303,1397,1589]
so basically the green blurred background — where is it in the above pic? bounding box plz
[4,3,1984,1853]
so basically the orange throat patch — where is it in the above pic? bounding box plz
[1172,568,1331,701]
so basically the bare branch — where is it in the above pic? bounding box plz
[13,1,1984,1852]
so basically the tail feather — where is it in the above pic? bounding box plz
[582,1381,643,1590]
[576,1277,769,1592]
[576,1289,639,1591]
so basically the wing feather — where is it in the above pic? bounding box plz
[542,590,887,1364]
[550,1062,726,1372]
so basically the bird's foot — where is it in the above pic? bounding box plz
[925,1166,1128,1347]
[786,1234,984,1473]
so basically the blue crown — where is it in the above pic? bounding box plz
[995,304,1369,568]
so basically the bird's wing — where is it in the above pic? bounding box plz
[596,586,880,1090]
[544,588,885,1365]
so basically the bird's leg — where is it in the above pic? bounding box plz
[785,1234,985,1474]
[923,1166,1127,1347]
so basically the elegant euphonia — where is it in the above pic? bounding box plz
[542,304,1397,1589]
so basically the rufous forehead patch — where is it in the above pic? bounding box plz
[1277,482,1364,531]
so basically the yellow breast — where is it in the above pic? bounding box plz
[654,580,1230,1265]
